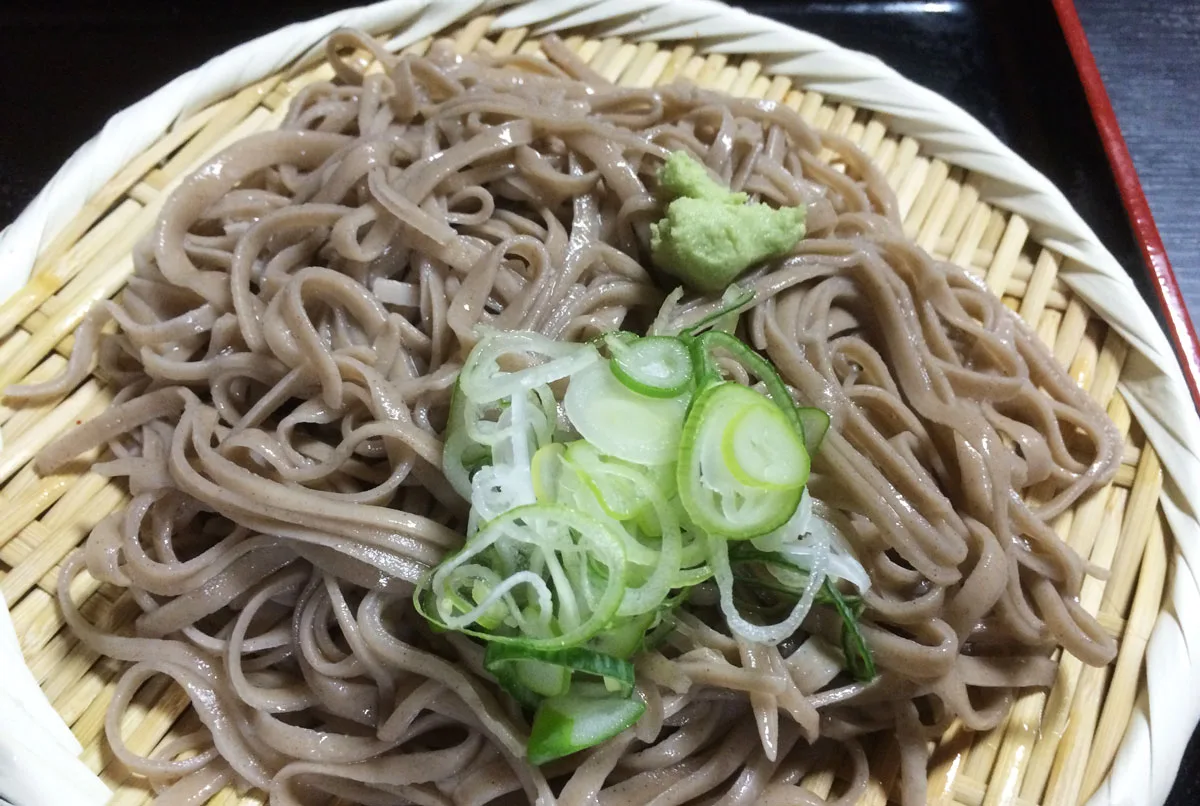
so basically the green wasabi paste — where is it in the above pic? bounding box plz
[649,151,806,293]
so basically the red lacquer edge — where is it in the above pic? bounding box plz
[1050,0,1200,412]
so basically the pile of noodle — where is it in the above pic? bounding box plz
[9,29,1122,806]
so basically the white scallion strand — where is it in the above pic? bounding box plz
[710,524,830,645]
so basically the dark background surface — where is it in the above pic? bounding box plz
[0,0,1197,801]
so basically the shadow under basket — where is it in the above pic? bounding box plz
[0,14,1169,806]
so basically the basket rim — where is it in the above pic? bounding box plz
[2,1,1199,804]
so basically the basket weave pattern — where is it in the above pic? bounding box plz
[0,17,1168,806]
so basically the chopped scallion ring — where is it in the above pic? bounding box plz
[677,382,804,538]
[607,335,693,398]
[721,395,810,490]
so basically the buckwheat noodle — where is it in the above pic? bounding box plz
[10,29,1122,806]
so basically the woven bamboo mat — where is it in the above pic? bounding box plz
[0,17,1168,806]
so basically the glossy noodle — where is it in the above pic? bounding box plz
[10,29,1122,806]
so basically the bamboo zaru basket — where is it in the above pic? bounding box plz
[1,1,1197,804]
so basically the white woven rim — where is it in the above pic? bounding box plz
[0,2,1196,804]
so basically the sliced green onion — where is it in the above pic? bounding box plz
[797,407,830,454]
[709,525,828,645]
[632,502,664,539]
[506,659,570,700]
[729,545,865,606]
[681,285,756,337]
[588,610,659,659]
[613,493,682,617]
[530,443,566,504]
[607,335,693,398]
[677,383,802,539]
[460,329,600,404]
[469,579,507,631]
[721,397,810,490]
[485,644,635,694]
[822,579,876,681]
[673,564,713,588]
[420,504,626,650]
[564,361,688,466]
[488,664,546,711]
[562,442,650,522]
[554,443,683,617]
[484,644,636,710]
[443,380,483,501]
[428,324,857,764]
[527,686,646,765]
[689,331,801,429]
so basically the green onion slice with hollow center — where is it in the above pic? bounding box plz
[459,329,600,404]
[721,397,810,490]
[689,330,802,431]
[607,334,693,398]
[677,382,806,539]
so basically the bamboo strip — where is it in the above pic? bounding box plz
[928,721,971,805]
[40,597,137,706]
[0,200,139,342]
[0,381,108,486]
[903,159,950,238]
[869,135,897,174]
[1101,445,1163,615]
[0,354,68,432]
[858,738,900,806]
[0,455,99,552]
[917,178,961,254]
[984,215,1030,296]
[1083,514,1168,796]
[13,569,102,657]
[0,476,125,601]
[1041,488,1130,805]
[940,180,981,250]
[1018,249,1060,325]
[894,157,929,220]
[21,98,227,287]
[55,655,123,731]
[949,202,991,268]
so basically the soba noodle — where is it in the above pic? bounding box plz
[9,29,1122,806]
